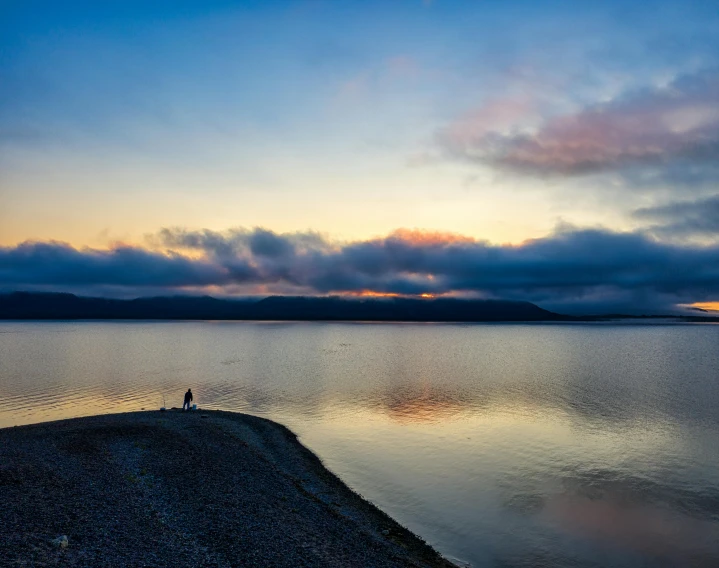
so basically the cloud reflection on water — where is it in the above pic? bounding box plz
[2,322,719,567]
[544,493,719,565]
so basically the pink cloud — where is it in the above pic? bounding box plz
[336,72,371,102]
[438,71,719,175]
[334,55,424,105]
[543,494,719,561]
[439,96,537,147]
[385,55,421,79]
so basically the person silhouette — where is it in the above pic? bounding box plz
[183,388,193,411]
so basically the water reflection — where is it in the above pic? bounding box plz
[544,493,719,565]
[372,382,466,423]
[1,321,719,567]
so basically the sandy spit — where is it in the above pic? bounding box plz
[0,410,456,568]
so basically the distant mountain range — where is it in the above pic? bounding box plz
[0,292,716,322]
[0,292,561,322]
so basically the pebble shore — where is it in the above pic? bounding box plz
[1,410,456,567]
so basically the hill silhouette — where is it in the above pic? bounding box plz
[0,292,565,322]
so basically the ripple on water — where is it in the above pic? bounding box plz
[2,321,719,567]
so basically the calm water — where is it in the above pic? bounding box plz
[2,321,719,567]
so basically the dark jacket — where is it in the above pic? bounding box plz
[184,390,193,403]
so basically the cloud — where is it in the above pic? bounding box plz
[437,70,719,178]
[3,226,719,314]
[0,241,234,288]
[633,194,719,240]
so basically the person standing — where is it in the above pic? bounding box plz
[183,388,193,411]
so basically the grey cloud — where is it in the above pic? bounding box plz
[634,194,719,239]
[248,229,296,258]
[155,228,248,257]
[0,241,233,288]
[4,227,719,314]
[156,227,331,257]
[437,70,719,179]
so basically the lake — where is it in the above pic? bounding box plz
[1,321,718,567]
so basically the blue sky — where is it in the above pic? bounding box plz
[1,0,719,312]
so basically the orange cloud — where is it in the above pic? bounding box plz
[388,228,476,246]
[345,290,438,299]
[349,290,401,298]
[686,301,719,312]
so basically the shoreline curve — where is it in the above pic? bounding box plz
[0,409,457,567]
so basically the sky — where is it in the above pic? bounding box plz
[1,0,719,313]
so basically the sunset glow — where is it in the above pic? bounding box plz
[347,291,437,299]
[388,229,477,247]
[686,302,719,312]
[2,5,719,568]
[0,1,718,315]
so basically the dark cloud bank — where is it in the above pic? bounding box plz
[2,226,719,315]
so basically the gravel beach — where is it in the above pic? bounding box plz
[1,410,456,567]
